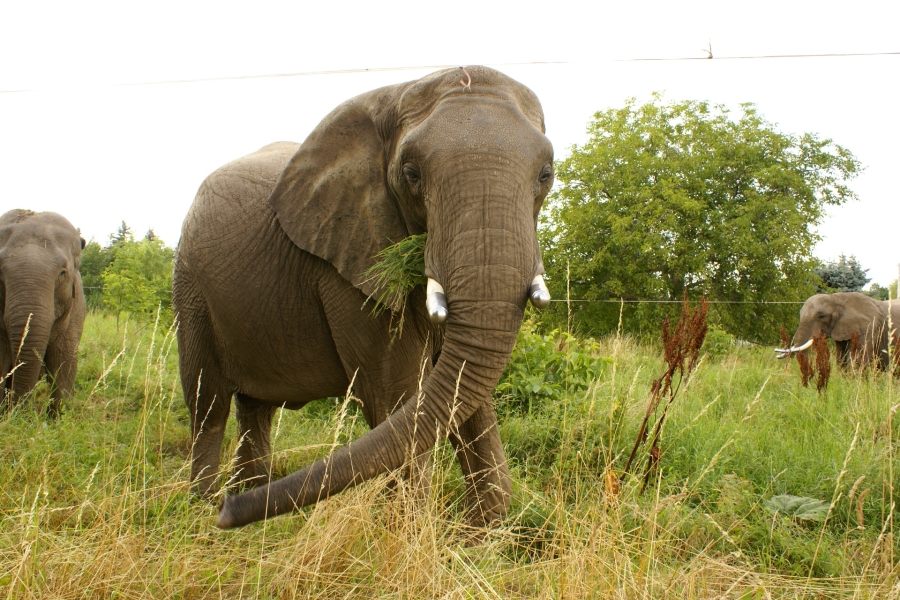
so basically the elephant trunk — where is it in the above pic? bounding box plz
[3,286,54,401]
[790,324,817,349]
[218,180,536,527]
[774,321,818,358]
[218,284,523,527]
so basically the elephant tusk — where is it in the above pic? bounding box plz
[528,274,551,309]
[426,278,448,324]
[792,339,814,352]
[774,338,814,358]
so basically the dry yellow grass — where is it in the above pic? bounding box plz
[1,313,899,598]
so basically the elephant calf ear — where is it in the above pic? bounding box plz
[268,92,408,300]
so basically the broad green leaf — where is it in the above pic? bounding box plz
[763,494,830,522]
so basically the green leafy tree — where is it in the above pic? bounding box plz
[815,254,870,292]
[541,96,861,342]
[868,280,899,301]
[79,240,113,309]
[101,237,174,323]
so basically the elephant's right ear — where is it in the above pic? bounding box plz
[268,85,409,300]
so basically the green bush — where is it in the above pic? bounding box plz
[101,236,174,322]
[702,325,736,358]
[494,323,610,414]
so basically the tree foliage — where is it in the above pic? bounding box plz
[868,280,899,301]
[77,222,175,321]
[101,236,174,321]
[80,240,113,308]
[540,96,861,342]
[815,254,870,292]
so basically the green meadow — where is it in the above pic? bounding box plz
[1,311,898,598]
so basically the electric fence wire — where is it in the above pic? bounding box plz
[2,51,898,94]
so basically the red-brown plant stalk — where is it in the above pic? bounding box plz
[621,295,709,493]
[814,331,831,392]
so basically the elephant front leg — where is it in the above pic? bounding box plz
[43,342,78,418]
[233,394,277,489]
[835,340,851,371]
[449,402,512,528]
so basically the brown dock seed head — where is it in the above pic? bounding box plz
[849,330,861,368]
[814,331,831,392]
[797,350,812,387]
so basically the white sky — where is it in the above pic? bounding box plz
[2,1,898,285]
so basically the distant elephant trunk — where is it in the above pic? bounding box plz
[218,175,536,527]
[774,318,819,358]
[790,325,817,350]
[3,284,54,402]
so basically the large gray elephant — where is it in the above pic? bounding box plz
[173,66,554,529]
[0,209,86,415]
[775,292,900,370]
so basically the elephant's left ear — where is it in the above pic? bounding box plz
[268,85,410,299]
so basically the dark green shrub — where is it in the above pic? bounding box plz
[494,324,610,414]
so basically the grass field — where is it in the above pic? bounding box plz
[1,312,899,598]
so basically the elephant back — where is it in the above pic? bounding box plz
[179,142,300,253]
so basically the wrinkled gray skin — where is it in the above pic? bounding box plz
[173,67,554,529]
[784,292,899,370]
[0,210,86,415]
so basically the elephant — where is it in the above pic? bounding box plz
[775,292,900,370]
[172,66,554,529]
[0,209,86,415]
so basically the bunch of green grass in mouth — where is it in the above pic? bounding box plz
[364,233,427,317]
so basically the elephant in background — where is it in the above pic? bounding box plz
[173,66,554,529]
[776,292,900,370]
[0,209,86,415]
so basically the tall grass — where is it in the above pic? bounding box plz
[0,312,898,598]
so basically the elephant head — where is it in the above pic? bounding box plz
[217,66,553,527]
[0,209,86,411]
[775,292,890,369]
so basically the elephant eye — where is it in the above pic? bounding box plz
[539,165,553,183]
[58,269,67,281]
[403,164,421,185]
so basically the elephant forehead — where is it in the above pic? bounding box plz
[396,70,545,139]
[405,99,548,158]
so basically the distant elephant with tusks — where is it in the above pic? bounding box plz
[775,292,900,370]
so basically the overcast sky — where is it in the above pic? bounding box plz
[2,1,898,285]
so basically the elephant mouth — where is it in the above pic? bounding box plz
[774,338,813,359]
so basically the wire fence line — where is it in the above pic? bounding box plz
[3,51,898,94]
[83,286,806,305]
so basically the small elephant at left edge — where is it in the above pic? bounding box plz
[0,209,86,416]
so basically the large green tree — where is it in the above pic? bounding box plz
[541,96,861,342]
